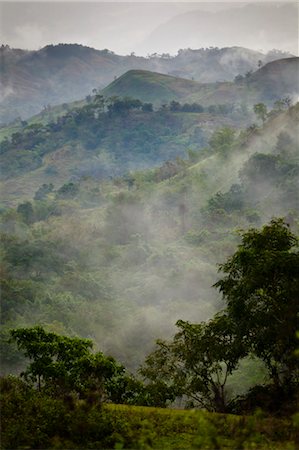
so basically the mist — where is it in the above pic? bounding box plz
[1,2,298,56]
[1,98,297,375]
[0,0,298,377]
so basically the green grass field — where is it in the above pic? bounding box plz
[104,404,297,449]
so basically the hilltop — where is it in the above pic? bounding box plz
[102,70,206,104]
[247,57,299,101]
[103,58,299,107]
[1,56,298,204]
[0,43,293,124]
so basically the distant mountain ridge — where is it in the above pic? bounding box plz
[103,58,299,107]
[139,3,298,55]
[1,56,298,204]
[0,43,293,124]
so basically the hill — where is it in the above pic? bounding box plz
[247,57,299,101]
[103,58,299,107]
[1,104,298,376]
[0,43,293,124]
[1,57,298,203]
[0,95,249,203]
[102,69,207,104]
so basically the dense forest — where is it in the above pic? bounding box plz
[1,41,299,448]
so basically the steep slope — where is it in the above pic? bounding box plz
[1,58,298,204]
[0,43,293,124]
[1,105,298,374]
[0,102,239,204]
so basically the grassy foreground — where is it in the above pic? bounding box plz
[1,375,298,449]
[105,404,297,449]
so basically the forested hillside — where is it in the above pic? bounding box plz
[0,43,294,123]
[0,95,250,204]
[1,32,298,447]
[1,103,298,377]
[1,58,298,205]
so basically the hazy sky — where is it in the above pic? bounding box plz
[0,1,298,55]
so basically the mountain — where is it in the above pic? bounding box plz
[103,58,299,107]
[102,70,206,104]
[0,97,243,204]
[1,103,298,374]
[0,43,293,124]
[140,3,298,55]
[1,56,298,204]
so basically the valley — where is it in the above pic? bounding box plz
[1,29,298,448]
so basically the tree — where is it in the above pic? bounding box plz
[17,201,35,224]
[169,100,181,112]
[107,97,142,115]
[215,218,299,386]
[9,326,128,399]
[209,127,236,157]
[253,103,268,124]
[34,183,54,201]
[140,314,245,412]
[56,182,79,199]
[93,93,106,112]
[141,102,153,112]
[273,97,292,113]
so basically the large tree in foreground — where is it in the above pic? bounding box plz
[140,314,246,412]
[141,219,299,411]
[9,326,128,400]
[215,218,299,386]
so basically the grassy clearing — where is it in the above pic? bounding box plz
[105,404,297,449]
[1,375,297,449]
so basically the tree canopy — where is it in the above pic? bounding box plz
[10,326,127,399]
[141,219,299,411]
[215,218,299,385]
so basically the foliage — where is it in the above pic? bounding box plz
[253,103,268,124]
[17,201,35,224]
[0,97,211,180]
[141,219,299,413]
[1,378,296,450]
[9,326,130,399]
[215,218,299,385]
[140,314,246,412]
[1,104,298,414]
[209,127,236,157]
[239,152,298,186]
[56,182,79,199]
[231,382,299,417]
[2,234,67,279]
[206,184,245,214]
[0,376,127,449]
[34,183,54,200]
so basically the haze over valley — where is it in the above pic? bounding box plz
[1,2,299,448]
